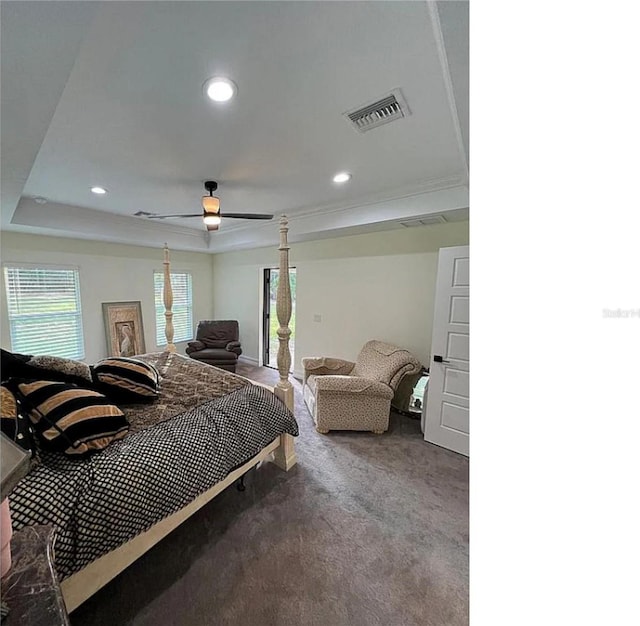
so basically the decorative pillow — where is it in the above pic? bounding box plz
[14,380,129,457]
[1,349,32,383]
[91,357,160,403]
[1,348,91,387]
[27,354,92,384]
[1,384,35,453]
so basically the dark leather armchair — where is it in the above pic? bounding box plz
[185,320,242,372]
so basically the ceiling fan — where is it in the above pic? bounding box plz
[135,181,273,231]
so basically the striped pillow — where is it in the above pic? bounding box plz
[15,380,129,457]
[92,357,159,402]
[1,384,35,453]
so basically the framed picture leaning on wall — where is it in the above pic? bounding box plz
[102,301,146,357]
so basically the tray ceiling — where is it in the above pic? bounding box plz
[1,1,468,253]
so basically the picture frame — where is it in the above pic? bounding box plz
[102,301,146,357]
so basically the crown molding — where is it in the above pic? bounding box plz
[428,1,469,180]
[10,197,209,251]
[214,173,468,238]
[7,177,469,254]
[207,183,469,253]
[285,174,467,221]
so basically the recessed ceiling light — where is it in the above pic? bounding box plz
[332,172,352,184]
[34,197,48,204]
[204,77,237,102]
[91,186,107,195]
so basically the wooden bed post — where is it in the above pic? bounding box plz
[163,243,176,352]
[273,215,297,471]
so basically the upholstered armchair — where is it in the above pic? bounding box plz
[302,340,422,434]
[185,320,242,372]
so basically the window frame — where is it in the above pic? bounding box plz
[2,262,86,360]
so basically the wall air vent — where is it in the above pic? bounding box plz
[344,89,411,133]
[399,215,447,228]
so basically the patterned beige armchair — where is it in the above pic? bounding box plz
[302,340,422,434]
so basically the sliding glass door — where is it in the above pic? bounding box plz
[262,267,296,370]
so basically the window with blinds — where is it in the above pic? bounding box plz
[3,265,85,359]
[154,271,193,345]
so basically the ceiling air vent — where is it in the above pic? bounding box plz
[344,89,411,133]
[399,215,447,228]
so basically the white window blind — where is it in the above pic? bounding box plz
[3,265,85,359]
[154,271,193,345]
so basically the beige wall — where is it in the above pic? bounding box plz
[212,221,469,377]
[0,232,214,363]
[1,222,469,372]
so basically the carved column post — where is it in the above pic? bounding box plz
[274,216,293,401]
[163,244,176,352]
[273,216,297,470]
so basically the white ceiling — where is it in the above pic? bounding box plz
[1,1,469,253]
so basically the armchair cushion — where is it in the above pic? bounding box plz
[189,348,238,362]
[301,357,355,384]
[201,339,227,349]
[186,340,206,354]
[313,375,393,399]
[225,341,242,355]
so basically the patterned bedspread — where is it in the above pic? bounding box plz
[8,354,298,580]
[122,352,254,433]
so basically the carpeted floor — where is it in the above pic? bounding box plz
[71,365,469,626]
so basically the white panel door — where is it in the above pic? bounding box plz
[424,245,469,456]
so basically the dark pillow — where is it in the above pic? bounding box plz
[91,357,159,403]
[1,348,91,387]
[13,380,129,457]
[1,349,32,382]
[1,384,35,453]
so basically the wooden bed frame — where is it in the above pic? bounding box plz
[60,216,297,612]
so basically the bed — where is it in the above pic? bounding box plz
[6,217,298,612]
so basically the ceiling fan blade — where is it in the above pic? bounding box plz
[220,213,274,220]
[146,213,203,219]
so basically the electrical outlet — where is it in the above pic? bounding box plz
[313,314,322,322]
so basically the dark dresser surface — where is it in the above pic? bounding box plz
[1,525,70,626]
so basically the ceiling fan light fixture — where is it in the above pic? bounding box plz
[203,213,221,226]
[139,180,272,228]
[202,195,220,212]
[204,77,237,102]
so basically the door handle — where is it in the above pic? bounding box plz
[433,355,450,363]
